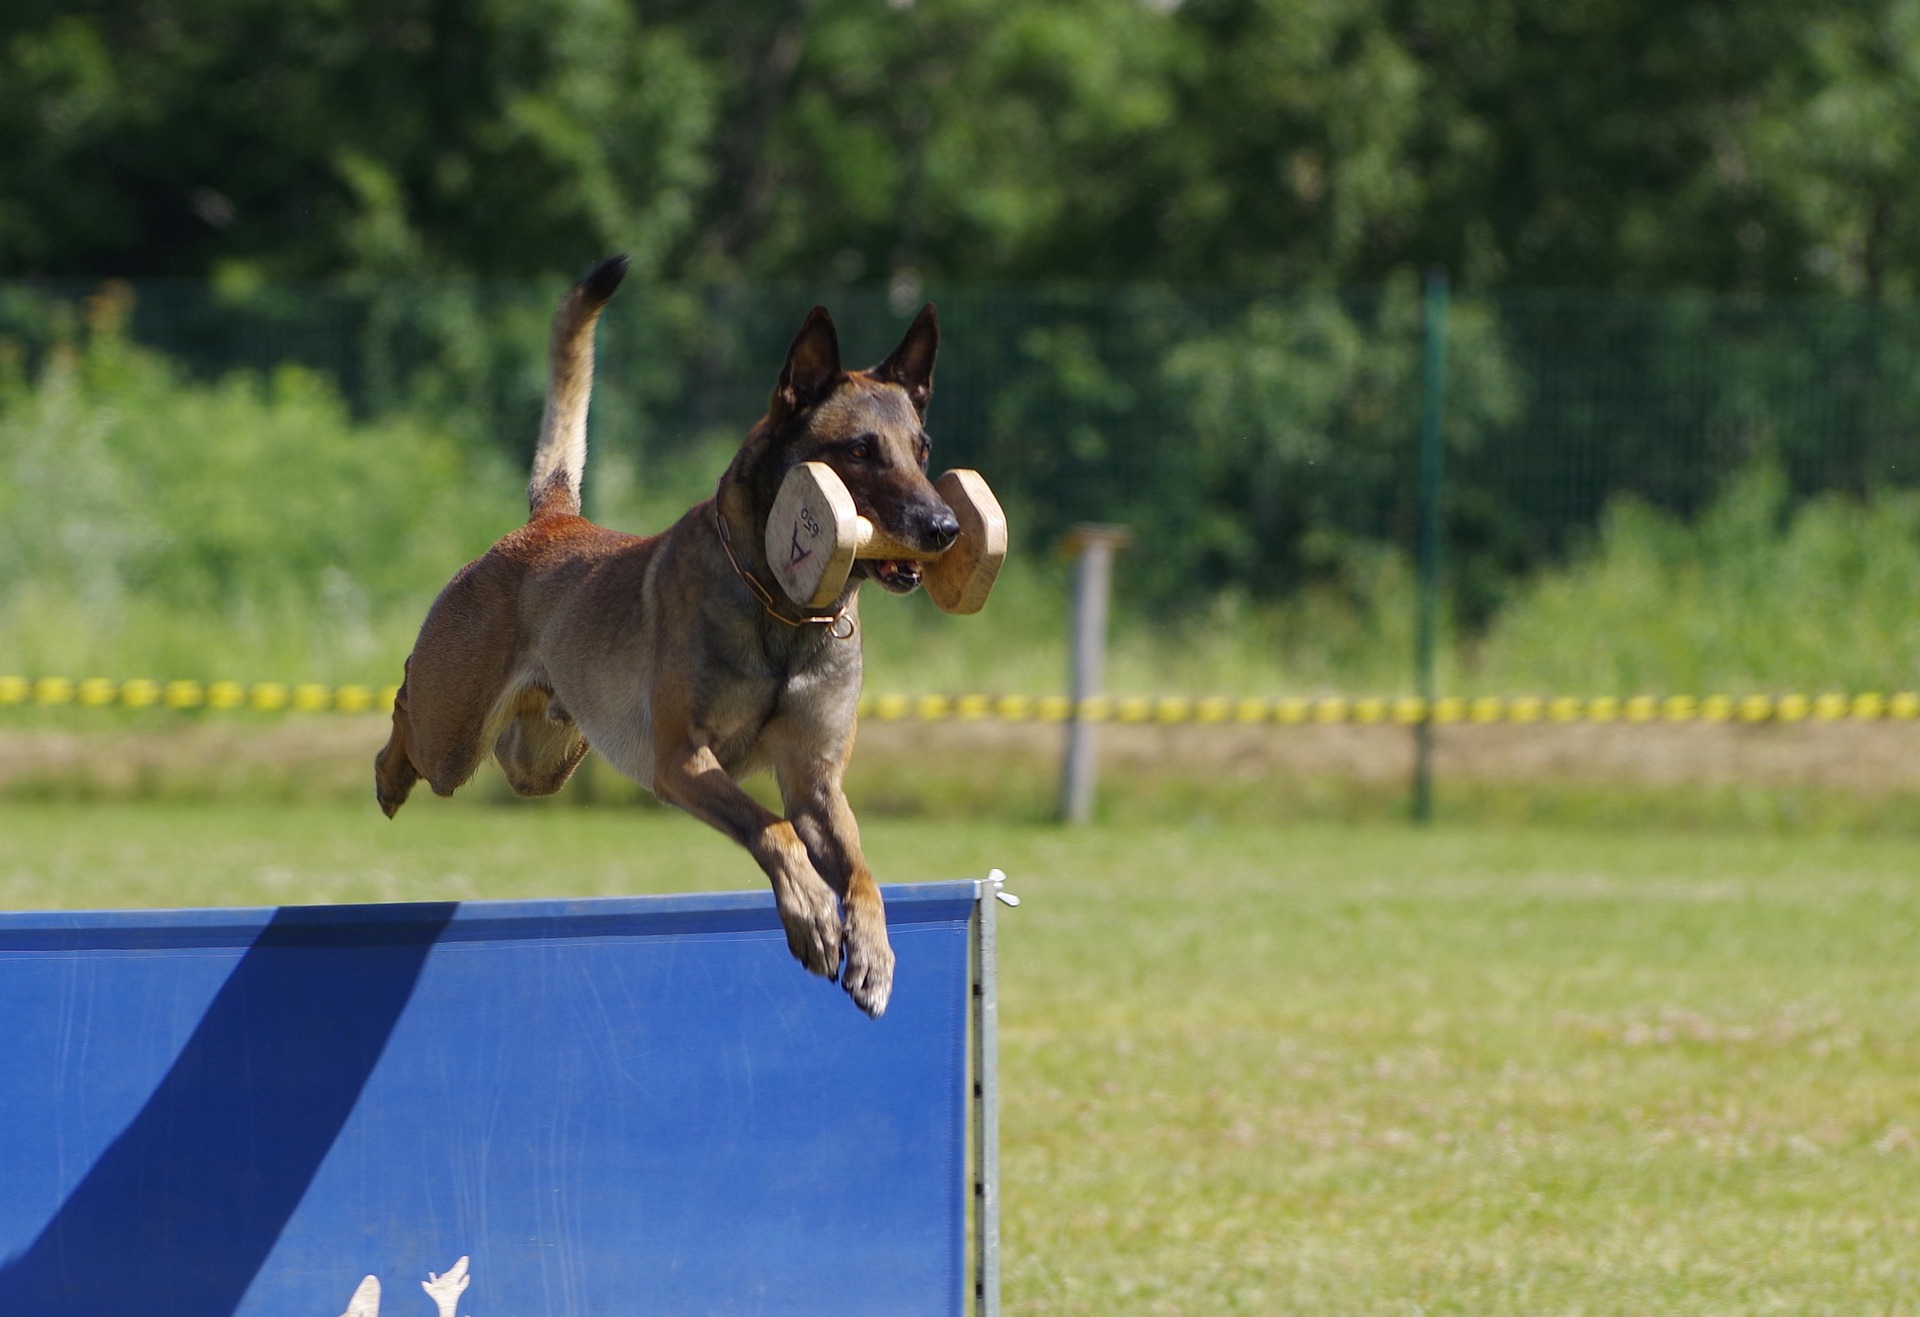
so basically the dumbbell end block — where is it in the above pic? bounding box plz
[923,468,1007,614]
[765,462,861,610]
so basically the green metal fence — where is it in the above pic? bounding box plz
[4,274,1917,622]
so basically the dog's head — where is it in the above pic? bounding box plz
[736,304,957,595]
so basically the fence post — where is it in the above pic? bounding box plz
[1059,525,1130,825]
[1412,268,1449,824]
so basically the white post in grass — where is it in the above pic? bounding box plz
[1059,525,1131,825]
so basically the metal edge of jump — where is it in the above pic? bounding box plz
[0,881,983,952]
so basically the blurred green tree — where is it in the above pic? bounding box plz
[0,0,716,280]
[1742,2,1920,297]
[3,0,1914,295]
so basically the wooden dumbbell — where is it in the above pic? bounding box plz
[765,462,1008,614]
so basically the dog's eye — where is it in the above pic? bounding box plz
[848,435,876,462]
[916,439,930,470]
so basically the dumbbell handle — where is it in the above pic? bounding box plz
[853,519,941,561]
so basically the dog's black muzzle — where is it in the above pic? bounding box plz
[921,506,960,553]
[864,498,958,593]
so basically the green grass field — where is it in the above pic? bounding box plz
[5,800,1920,1312]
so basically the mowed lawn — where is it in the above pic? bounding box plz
[4,800,1920,1312]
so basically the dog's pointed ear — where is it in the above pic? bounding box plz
[871,303,938,414]
[774,306,843,416]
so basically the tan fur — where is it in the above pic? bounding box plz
[376,260,958,1017]
[527,254,628,518]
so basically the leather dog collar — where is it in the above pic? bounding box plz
[712,500,856,639]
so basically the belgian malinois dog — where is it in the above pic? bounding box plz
[374,256,960,1017]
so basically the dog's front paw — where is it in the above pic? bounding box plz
[842,901,895,1018]
[776,874,843,983]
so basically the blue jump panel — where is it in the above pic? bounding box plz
[0,882,977,1316]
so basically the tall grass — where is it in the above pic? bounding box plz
[849,463,1920,699]
[1471,463,1920,695]
[0,291,515,684]
[3,310,1915,697]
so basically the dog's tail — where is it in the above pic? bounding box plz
[528,254,630,520]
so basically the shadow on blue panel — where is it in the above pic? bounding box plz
[0,903,456,1317]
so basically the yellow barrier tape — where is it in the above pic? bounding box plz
[5,677,1920,725]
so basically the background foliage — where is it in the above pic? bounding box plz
[4,297,1919,698]
[6,0,1920,297]
[0,291,514,680]
[4,0,1920,693]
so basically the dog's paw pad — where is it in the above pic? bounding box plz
[842,923,895,1018]
[844,967,891,1018]
[778,894,843,982]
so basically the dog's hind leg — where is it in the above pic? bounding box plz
[374,672,423,818]
[377,562,529,807]
[377,663,498,812]
[494,686,591,797]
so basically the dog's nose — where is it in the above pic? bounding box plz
[924,509,961,552]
